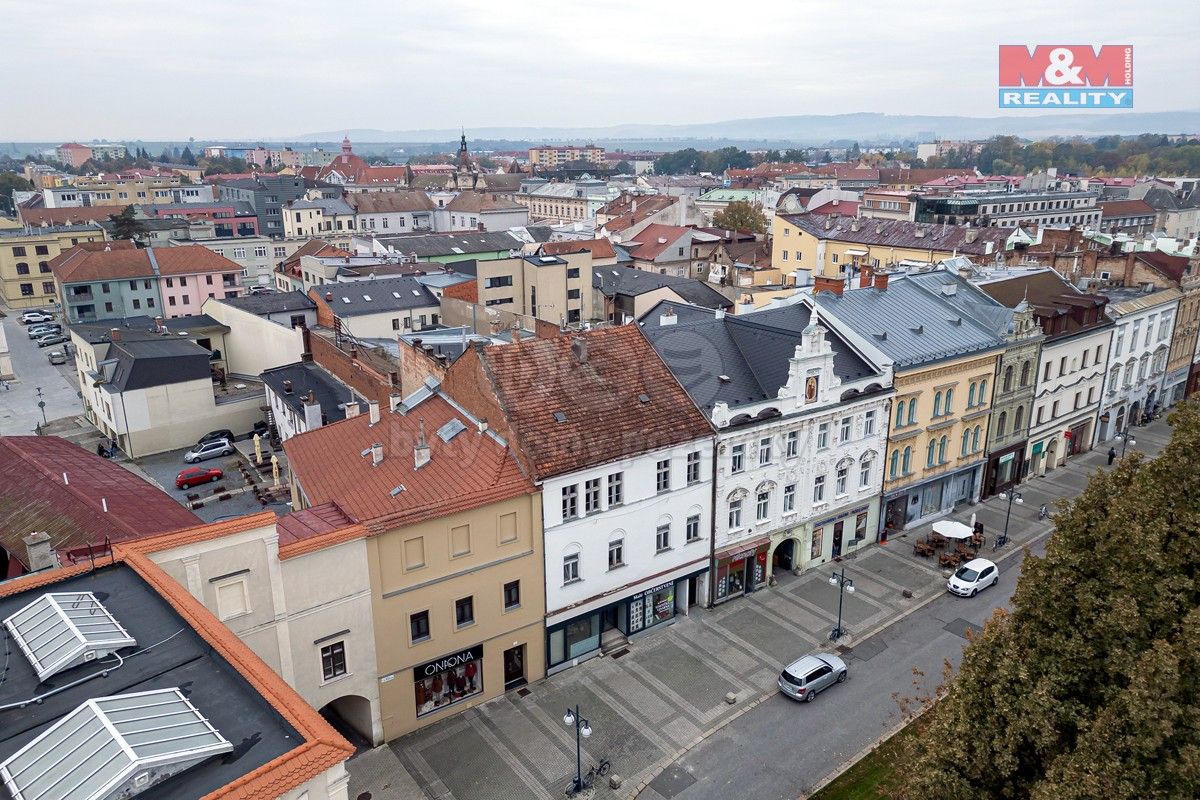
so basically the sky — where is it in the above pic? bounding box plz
[1,0,1197,140]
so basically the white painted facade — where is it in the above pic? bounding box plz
[1027,325,1112,473]
[1098,290,1180,439]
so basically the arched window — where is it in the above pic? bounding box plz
[997,411,1007,436]
[1003,366,1014,392]
[1014,405,1024,432]
[938,435,948,463]
[971,426,981,452]
[895,402,905,428]
[889,449,899,478]
[961,429,970,456]
[1020,360,1031,386]
[902,446,912,474]
[907,398,917,425]
[945,388,954,413]
[978,379,988,402]
[968,383,977,407]
[933,391,943,417]
[927,440,937,467]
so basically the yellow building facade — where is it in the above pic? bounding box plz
[0,225,106,308]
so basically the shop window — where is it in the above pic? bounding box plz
[503,580,520,610]
[811,527,824,559]
[455,596,474,628]
[628,583,674,634]
[686,515,701,543]
[320,641,347,681]
[414,644,482,717]
[854,513,868,541]
[410,610,430,643]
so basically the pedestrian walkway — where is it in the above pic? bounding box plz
[345,417,1176,800]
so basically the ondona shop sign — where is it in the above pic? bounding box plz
[413,644,483,680]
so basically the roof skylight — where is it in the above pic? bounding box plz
[3,592,136,682]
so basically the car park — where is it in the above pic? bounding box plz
[778,653,848,702]
[27,323,62,339]
[183,438,235,463]
[36,333,69,348]
[197,429,236,445]
[947,558,999,597]
[47,351,67,366]
[175,466,224,489]
[20,311,54,325]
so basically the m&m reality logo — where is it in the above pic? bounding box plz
[999,45,1133,108]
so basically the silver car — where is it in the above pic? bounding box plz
[183,438,235,463]
[778,653,848,702]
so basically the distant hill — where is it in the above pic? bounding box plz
[296,111,1200,146]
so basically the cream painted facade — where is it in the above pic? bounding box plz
[202,296,308,377]
[477,251,597,325]
[0,225,105,308]
[880,352,1002,531]
[145,518,385,750]
[363,493,546,740]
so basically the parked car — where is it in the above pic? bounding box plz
[47,351,67,366]
[28,323,62,339]
[183,438,234,463]
[197,429,236,446]
[20,311,54,325]
[947,558,999,597]
[778,653,848,702]
[36,333,69,348]
[248,286,275,295]
[175,465,224,489]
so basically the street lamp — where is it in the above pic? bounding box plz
[828,568,855,641]
[563,705,592,794]
[1116,431,1136,458]
[996,489,1023,550]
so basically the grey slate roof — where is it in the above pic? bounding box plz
[222,291,316,316]
[71,315,229,344]
[261,361,362,423]
[320,275,438,315]
[107,339,212,391]
[642,303,880,412]
[905,270,1015,338]
[813,278,1007,368]
[374,231,524,258]
[290,197,355,215]
[638,299,724,330]
[593,267,733,309]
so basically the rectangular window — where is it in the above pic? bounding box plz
[783,483,796,512]
[728,500,742,529]
[147,297,154,308]
[607,472,623,505]
[786,430,798,458]
[840,416,852,442]
[686,451,701,484]
[656,459,671,493]
[813,475,826,503]
[854,512,868,541]
[730,444,745,473]
[756,490,770,521]
[455,596,474,627]
[656,524,671,552]
[584,478,601,514]
[410,610,430,642]
[686,515,701,543]
[320,642,347,681]
[758,437,772,465]
[563,553,580,583]
[561,485,578,520]
[206,275,214,285]
[817,422,830,450]
[863,410,876,436]
[608,539,624,569]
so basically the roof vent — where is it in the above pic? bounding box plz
[553,410,568,423]
[638,393,651,404]
[718,374,731,383]
[414,420,431,468]
[910,324,924,334]
[437,418,467,442]
[0,688,232,800]
[389,484,406,497]
[3,592,136,682]
[941,284,957,296]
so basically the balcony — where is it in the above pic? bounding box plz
[68,289,94,303]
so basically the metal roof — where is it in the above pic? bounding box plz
[3,592,136,682]
[0,688,232,800]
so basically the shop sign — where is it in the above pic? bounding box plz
[1031,440,1044,455]
[999,452,1015,466]
[413,644,483,681]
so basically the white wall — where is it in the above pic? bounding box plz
[203,297,307,377]
[336,306,440,339]
[1099,300,1178,430]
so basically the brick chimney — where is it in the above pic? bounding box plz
[813,274,845,296]
[874,271,890,291]
[859,264,874,289]
[23,531,55,572]
[110,328,121,342]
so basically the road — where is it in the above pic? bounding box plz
[644,537,1044,800]
[0,310,83,435]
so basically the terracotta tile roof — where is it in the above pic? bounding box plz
[540,238,616,260]
[0,551,352,800]
[600,195,676,232]
[348,190,435,214]
[877,168,975,185]
[284,392,534,528]
[1099,199,1157,218]
[450,325,712,479]
[808,200,861,216]
[281,238,354,274]
[17,206,114,226]
[49,243,239,283]
[778,213,1010,256]
[0,436,201,568]
[627,223,692,260]
[148,244,242,275]
[275,503,368,560]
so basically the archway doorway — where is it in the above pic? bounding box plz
[320,695,374,751]
[1115,405,1127,434]
[773,538,796,572]
[1130,401,1142,428]
[1045,439,1059,473]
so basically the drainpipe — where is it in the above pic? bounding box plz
[707,434,720,608]
[878,396,895,540]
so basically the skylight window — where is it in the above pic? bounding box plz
[3,592,136,682]
[363,294,372,301]
[437,419,467,442]
[553,411,568,423]
[412,289,421,296]
[0,688,233,800]
[393,291,402,298]
[341,297,351,304]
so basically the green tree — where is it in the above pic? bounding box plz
[0,171,33,214]
[889,402,1200,800]
[848,141,861,160]
[107,205,146,242]
[712,200,767,234]
[180,146,197,166]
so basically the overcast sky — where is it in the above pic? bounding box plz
[1,0,1196,140]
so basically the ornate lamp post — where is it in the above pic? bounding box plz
[828,568,855,640]
[996,488,1023,550]
[562,705,592,794]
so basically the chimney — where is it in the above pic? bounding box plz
[414,420,431,469]
[325,291,333,301]
[660,307,677,326]
[300,326,313,361]
[23,531,55,572]
[859,264,874,289]
[110,327,121,342]
[154,315,165,332]
[631,199,637,214]
[303,391,322,430]
[476,417,488,433]
[389,393,402,412]
[282,379,293,394]
[813,274,845,296]
[368,400,380,425]
[345,402,361,419]
[571,336,588,364]
[370,442,383,467]
[874,272,890,291]
[964,228,979,244]
[511,322,522,343]
[715,307,726,319]
[914,226,926,238]
[850,219,860,232]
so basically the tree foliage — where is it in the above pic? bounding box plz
[932,134,1200,175]
[653,146,753,174]
[889,402,1200,800]
[712,200,767,234]
[107,205,146,242]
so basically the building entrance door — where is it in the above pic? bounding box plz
[832,522,844,558]
[503,644,526,690]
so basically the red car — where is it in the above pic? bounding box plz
[176,466,223,489]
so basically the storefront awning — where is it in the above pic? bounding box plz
[933,520,974,540]
[715,535,772,561]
